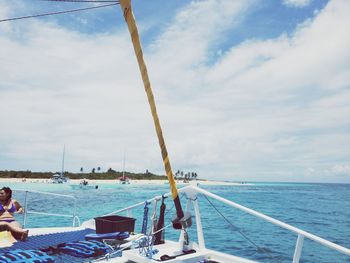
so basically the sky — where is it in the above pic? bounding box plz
[0,0,349,183]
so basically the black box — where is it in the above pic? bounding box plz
[94,215,136,234]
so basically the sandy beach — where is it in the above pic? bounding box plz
[0,178,246,186]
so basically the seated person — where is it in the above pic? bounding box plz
[0,187,29,241]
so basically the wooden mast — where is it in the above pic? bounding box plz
[119,0,184,221]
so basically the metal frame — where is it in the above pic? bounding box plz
[16,189,80,228]
[193,186,350,262]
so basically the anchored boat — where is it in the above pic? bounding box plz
[51,145,69,184]
[0,0,349,262]
[69,179,99,190]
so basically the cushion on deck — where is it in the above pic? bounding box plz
[0,249,54,263]
[1,229,95,253]
[57,240,110,258]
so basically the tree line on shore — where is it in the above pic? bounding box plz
[0,169,166,180]
[174,170,198,182]
[0,169,199,181]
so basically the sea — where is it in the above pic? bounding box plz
[3,181,350,263]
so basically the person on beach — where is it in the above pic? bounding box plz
[0,187,29,241]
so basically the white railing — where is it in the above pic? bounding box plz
[16,189,80,228]
[192,186,350,262]
[82,185,350,263]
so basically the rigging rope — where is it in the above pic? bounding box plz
[201,193,275,257]
[40,0,119,2]
[0,3,118,23]
[141,193,183,243]
[141,201,150,235]
[151,199,159,235]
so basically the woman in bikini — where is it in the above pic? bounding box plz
[0,187,29,241]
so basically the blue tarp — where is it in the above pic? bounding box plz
[1,229,95,253]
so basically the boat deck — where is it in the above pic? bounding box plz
[120,241,256,263]
[1,227,256,262]
[0,227,94,253]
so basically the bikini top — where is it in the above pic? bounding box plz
[0,201,17,213]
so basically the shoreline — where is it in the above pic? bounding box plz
[0,178,248,186]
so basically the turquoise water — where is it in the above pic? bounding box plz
[4,182,350,263]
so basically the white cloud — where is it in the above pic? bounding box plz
[283,0,313,8]
[329,164,350,175]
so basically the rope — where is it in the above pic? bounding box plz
[0,3,119,23]
[41,0,119,2]
[201,194,277,260]
[141,201,150,235]
[92,234,146,262]
[142,193,183,244]
[151,199,159,235]
[138,235,158,259]
[94,194,181,262]
[152,222,172,236]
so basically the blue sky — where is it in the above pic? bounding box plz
[0,0,349,183]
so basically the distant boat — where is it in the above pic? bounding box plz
[118,176,130,184]
[70,179,98,190]
[50,173,69,184]
[118,150,131,184]
[51,145,69,184]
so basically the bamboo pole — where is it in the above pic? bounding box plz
[119,0,184,221]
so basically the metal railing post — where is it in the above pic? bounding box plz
[16,189,80,228]
[23,190,28,228]
[293,234,304,263]
[178,198,192,245]
[126,208,132,218]
[73,216,81,227]
[72,197,78,227]
[193,186,350,257]
[193,198,205,249]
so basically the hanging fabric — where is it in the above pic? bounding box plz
[151,199,158,235]
[154,195,167,245]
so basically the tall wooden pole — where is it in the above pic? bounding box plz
[119,0,184,221]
